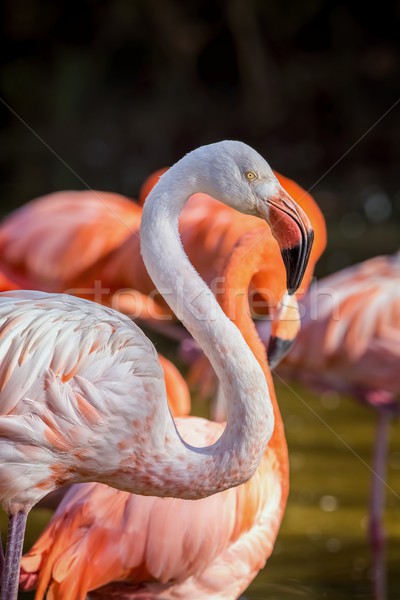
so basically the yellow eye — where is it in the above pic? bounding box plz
[245,171,257,181]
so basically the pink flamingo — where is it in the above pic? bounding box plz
[20,228,291,600]
[273,253,400,600]
[0,141,313,600]
[32,352,191,514]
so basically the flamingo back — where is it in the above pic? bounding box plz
[0,191,140,290]
[0,290,167,513]
[280,254,400,401]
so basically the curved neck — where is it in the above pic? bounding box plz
[140,165,274,497]
[218,229,288,488]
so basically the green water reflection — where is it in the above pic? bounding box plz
[2,382,399,599]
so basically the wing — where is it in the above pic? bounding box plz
[0,291,160,415]
[0,191,140,290]
[0,290,165,510]
[20,419,282,600]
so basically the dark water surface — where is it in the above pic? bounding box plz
[2,382,399,599]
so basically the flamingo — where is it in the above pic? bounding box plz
[0,168,325,328]
[0,268,190,421]
[31,352,191,514]
[0,140,313,600]
[19,227,290,600]
[0,191,140,292]
[272,253,400,600]
[182,228,306,401]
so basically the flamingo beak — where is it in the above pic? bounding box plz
[267,294,300,369]
[267,336,295,370]
[259,188,314,295]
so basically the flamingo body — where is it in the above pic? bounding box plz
[19,228,291,600]
[278,253,400,409]
[0,288,270,510]
[0,290,168,513]
[0,191,140,291]
[21,427,282,600]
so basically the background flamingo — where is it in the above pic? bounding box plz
[182,228,306,401]
[0,140,313,599]
[0,190,140,292]
[20,226,290,600]
[0,168,324,330]
[274,253,400,600]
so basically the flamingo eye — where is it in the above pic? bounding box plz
[245,171,257,181]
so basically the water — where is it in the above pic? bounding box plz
[246,382,400,600]
[2,381,399,599]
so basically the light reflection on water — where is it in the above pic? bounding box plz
[2,382,400,599]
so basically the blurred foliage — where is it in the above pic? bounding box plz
[0,0,399,274]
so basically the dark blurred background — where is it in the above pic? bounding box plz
[1,0,399,274]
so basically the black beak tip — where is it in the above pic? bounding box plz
[281,229,314,295]
[267,336,294,369]
[281,244,302,295]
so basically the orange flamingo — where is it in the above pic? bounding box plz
[0,170,325,328]
[273,253,400,600]
[20,227,289,600]
[182,227,306,400]
[0,141,313,599]
[0,190,140,291]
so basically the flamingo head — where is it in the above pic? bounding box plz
[188,141,314,295]
[152,140,314,295]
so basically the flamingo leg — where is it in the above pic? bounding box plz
[0,511,28,600]
[369,411,390,600]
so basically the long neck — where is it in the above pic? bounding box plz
[140,165,274,498]
[218,229,289,495]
